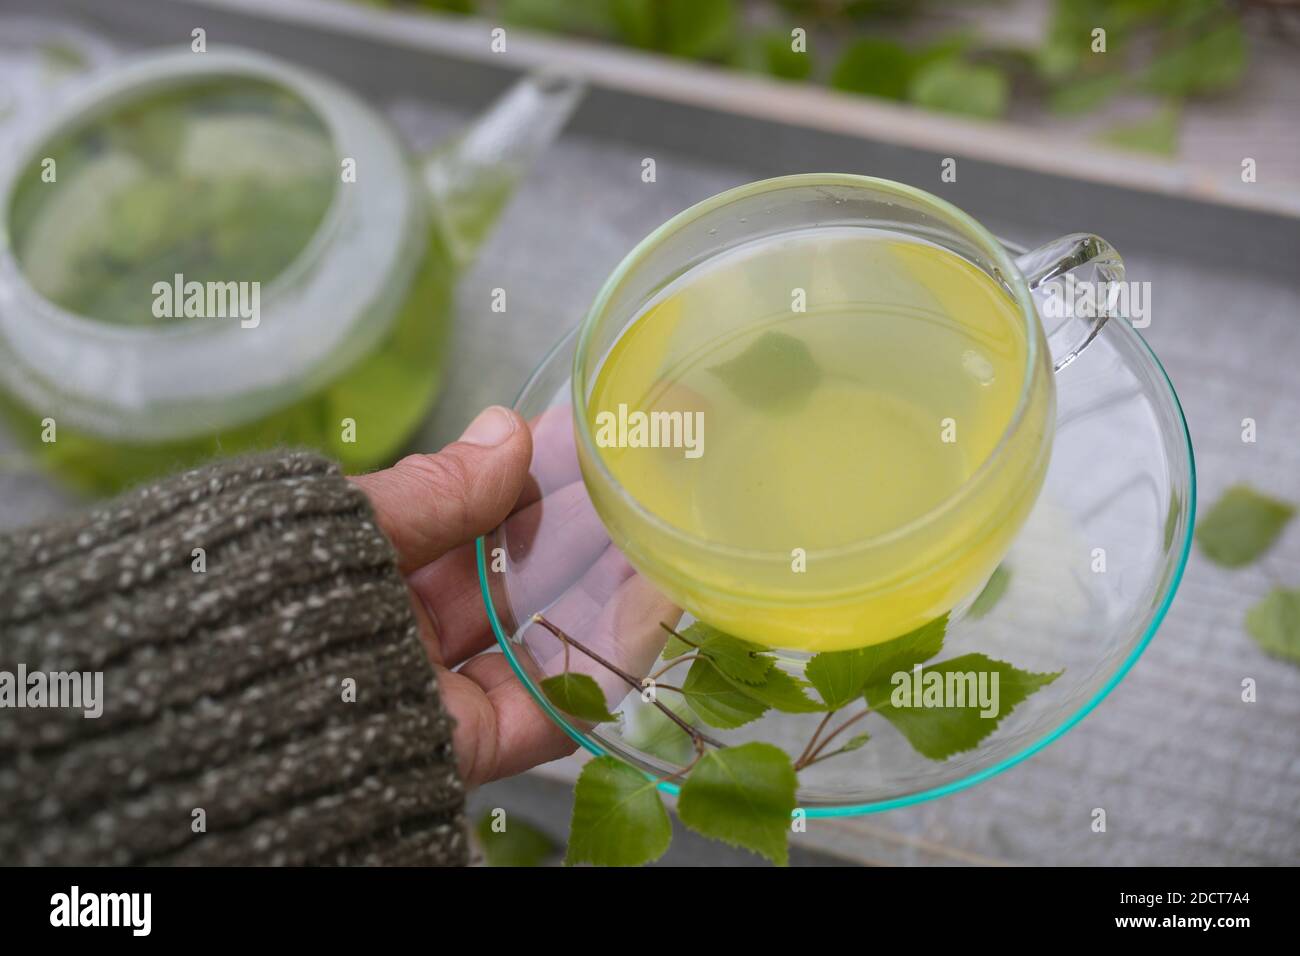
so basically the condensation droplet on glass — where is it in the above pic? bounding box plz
[962,349,996,386]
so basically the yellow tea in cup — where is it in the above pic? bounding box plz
[581,226,1054,651]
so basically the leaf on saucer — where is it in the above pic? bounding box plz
[805,615,948,710]
[677,742,797,866]
[708,330,821,413]
[840,733,871,753]
[565,756,671,867]
[721,665,824,713]
[1245,588,1300,664]
[681,658,769,728]
[866,653,1060,760]
[967,566,1011,620]
[621,694,697,765]
[1196,484,1294,568]
[682,621,775,684]
[660,627,694,660]
[475,811,557,867]
[540,673,618,723]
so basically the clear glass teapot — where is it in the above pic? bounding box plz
[0,47,581,494]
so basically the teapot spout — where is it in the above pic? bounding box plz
[423,71,584,268]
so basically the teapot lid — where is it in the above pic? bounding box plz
[0,48,418,441]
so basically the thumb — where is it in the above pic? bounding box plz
[352,406,533,573]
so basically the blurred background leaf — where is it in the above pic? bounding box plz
[1095,103,1180,155]
[475,810,559,866]
[369,0,1284,154]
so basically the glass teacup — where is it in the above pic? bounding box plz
[572,174,1123,652]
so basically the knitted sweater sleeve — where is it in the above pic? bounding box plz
[0,451,468,866]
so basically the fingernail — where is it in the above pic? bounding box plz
[460,405,516,447]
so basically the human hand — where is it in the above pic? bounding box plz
[351,405,578,786]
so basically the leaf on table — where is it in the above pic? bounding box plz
[1049,71,1128,115]
[866,653,1061,760]
[669,0,738,60]
[1245,588,1300,665]
[908,59,1009,119]
[677,742,797,866]
[1142,17,1246,97]
[1196,484,1295,568]
[475,811,558,867]
[805,614,948,710]
[1095,106,1181,156]
[618,0,737,60]
[708,330,822,413]
[565,756,672,867]
[680,658,769,728]
[736,30,812,81]
[540,673,618,723]
[830,37,915,100]
[500,0,619,37]
[967,566,1011,620]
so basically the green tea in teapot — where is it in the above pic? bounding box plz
[11,79,336,326]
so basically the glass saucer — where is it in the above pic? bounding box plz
[476,286,1194,815]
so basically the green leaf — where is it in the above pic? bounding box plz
[1143,17,1246,96]
[475,811,557,867]
[665,0,738,60]
[501,0,618,36]
[621,695,696,764]
[805,614,947,709]
[1095,106,1181,157]
[967,566,1011,620]
[1049,71,1128,115]
[660,629,693,660]
[415,0,476,13]
[609,0,656,48]
[681,621,775,684]
[830,37,915,100]
[722,665,824,713]
[1196,484,1295,568]
[677,743,797,866]
[867,653,1060,760]
[540,673,618,723]
[615,0,737,59]
[1245,588,1300,664]
[840,733,871,753]
[680,658,769,728]
[908,59,1009,119]
[734,30,812,80]
[708,330,822,413]
[565,756,671,866]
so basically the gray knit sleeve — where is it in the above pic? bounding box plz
[0,451,468,866]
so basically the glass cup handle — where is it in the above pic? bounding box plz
[1014,233,1125,372]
